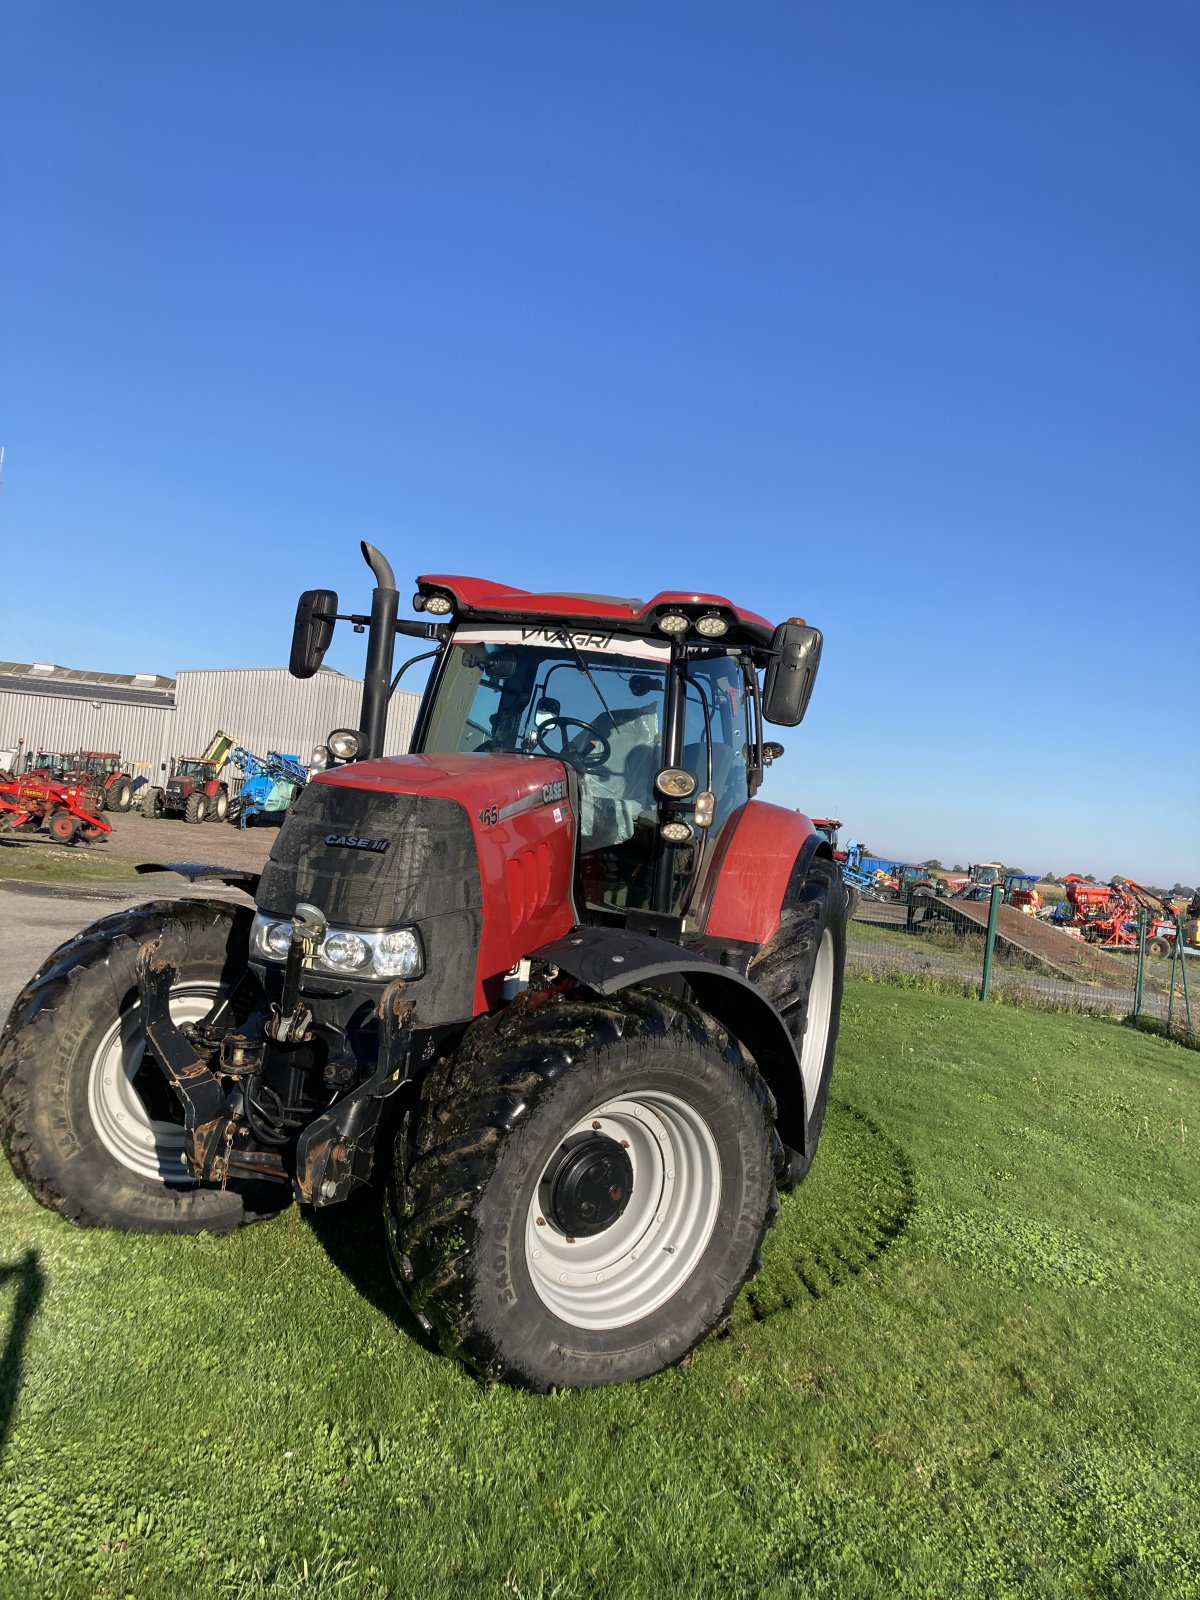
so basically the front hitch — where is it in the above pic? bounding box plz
[135,942,288,1186]
[294,981,415,1207]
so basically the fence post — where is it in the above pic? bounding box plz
[1133,915,1146,1019]
[981,884,1002,1001]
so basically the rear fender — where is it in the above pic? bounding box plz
[696,802,830,946]
[531,925,809,1153]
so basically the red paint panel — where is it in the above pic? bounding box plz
[315,753,578,1013]
[702,802,818,947]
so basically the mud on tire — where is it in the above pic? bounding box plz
[386,987,782,1391]
[0,899,276,1234]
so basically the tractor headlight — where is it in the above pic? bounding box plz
[321,930,371,971]
[264,920,295,958]
[327,728,362,761]
[250,913,425,980]
[375,929,423,977]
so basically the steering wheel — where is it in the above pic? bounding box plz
[533,716,612,772]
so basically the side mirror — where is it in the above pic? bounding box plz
[290,589,338,679]
[762,622,823,727]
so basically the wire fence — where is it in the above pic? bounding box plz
[847,885,1197,1048]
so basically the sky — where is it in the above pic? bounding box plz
[1,1,1196,884]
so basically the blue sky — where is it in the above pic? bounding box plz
[1,1,1196,883]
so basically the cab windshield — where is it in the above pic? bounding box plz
[176,761,210,780]
[422,632,749,913]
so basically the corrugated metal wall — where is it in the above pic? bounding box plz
[173,669,419,776]
[0,670,421,783]
[0,691,174,785]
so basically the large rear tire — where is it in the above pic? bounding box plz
[0,900,276,1233]
[388,988,780,1390]
[748,855,847,1191]
[110,779,133,812]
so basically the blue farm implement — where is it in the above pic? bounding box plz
[227,748,308,827]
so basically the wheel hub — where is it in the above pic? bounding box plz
[542,1134,634,1236]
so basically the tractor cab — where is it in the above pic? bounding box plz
[173,758,215,783]
[414,625,750,917]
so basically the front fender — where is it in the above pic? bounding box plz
[531,925,809,1153]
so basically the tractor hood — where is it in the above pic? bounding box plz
[256,753,579,1019]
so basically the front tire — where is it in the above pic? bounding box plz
[389,988,780,1390]
[0,900,272,1233]
[209,787,229,822]
[141,786,164,819]
[184,793,207,824]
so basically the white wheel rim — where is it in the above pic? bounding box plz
[87,984,220,1183]
[799,929,835,1106]
[525,1090,722,1331]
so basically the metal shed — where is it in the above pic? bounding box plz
[0,658,420,787]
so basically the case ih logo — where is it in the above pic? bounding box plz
[541,780,567,803]
[325,833,390,854]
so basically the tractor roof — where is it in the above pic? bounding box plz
[416,574,780,657]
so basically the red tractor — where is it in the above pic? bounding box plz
[65,752,136,813]
[0,545,843,1390]
[141,733,234,823]
[24,750,135,813]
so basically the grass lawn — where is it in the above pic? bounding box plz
[1,982,1198,1599]
[0,845,141,884]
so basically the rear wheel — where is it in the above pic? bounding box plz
[0,901,276,1233]
[389,988,779,1390]
[184,793,207,824]
[748,855,847,1191]
[110,779,133,812]
[1146,936,1171,960]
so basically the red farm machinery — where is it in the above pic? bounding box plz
[0,543,843,1390]
[25,750,136,812]
[1057,877,1180,958]
[0,771,111,844]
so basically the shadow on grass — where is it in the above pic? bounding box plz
[305,1188,436,1352]
[0,1248,45,1461]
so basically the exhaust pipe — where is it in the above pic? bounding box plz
[359,542,398,762]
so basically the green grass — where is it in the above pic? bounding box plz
[0,844,140,883]
[2,983,1198,1598]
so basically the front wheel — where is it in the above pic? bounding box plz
[184,793,207,824]
[209,787,229,822]
[0,900,275,1233]
[390,989,780,1390]
[141,786,164,819]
